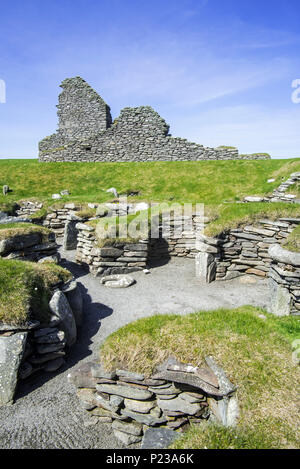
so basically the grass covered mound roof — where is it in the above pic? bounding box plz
[100,307,300,449]
[0,223,52,241]
[0,258,72,326]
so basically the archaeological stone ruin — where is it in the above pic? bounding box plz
[39,77,270,163]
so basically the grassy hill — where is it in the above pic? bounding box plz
[1,158,300,240]
[0,158,299,206]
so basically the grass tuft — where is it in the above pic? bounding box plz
[0,259,72,326]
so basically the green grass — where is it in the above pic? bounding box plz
[1,158,300,242]
[90,209,158,246]
[0,158,300,206]
[100,307,300,449]
[0,223,52,241]
[204,202,300,236]
[0,258,72,325]
[282,224,300,253]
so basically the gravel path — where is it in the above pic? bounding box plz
[0,250,269,449]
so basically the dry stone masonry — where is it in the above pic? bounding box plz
[39,77,270,163]
[76,223,149,277]
[68,355,238,447]
[268,244,300,316]
[0,230,59,263]
[0,281,83,406]
[244,172,300,204]
[196,218,299,286]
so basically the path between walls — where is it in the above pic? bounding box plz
[0,248,269,449]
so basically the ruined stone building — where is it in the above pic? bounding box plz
[39,77,269,162]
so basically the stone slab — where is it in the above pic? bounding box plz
[0,332,28,406]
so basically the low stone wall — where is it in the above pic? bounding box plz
[43,203,84,237]
[75,223,149,276]
[196,218,299,283]
[15,201,44,218]
[0,230,59,262]
[75,212,208,274]
[244,172,300,204]
[68,356,238,446]
[268,244,300,316]
[0,281,83,406]
[149,214,207,260]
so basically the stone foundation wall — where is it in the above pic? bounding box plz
[68,356,238,446]
[43,203,85,237]
[268,244,300,316]
[244,172,300,204]
[0,281,83,406]
[0,230,59,262]
[15,201,44,218]
[75,223,149,276]
[196,218,299,283]
[149,214,207,259]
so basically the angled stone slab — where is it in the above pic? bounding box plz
[152,360,224,397]
[120,408,167,426]
[157,396,202,415]
[49,291,77,347]
[268,277,291,316]
[269,244,300,267]
[0,332,28,406]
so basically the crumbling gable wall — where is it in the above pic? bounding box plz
[39,77,270,162]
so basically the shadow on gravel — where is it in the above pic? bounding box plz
[15,266,113,401]
[59,257,90,280]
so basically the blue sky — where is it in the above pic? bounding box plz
[0,0,300,158]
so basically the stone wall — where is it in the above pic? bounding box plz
[39,77,112,152]
[15,201,44,218]
[68,356,238,446]
[74,211,208,275]
[149,213,207,260]
[75,223,149,277]
[43,203,85,237]
[268,244,300,316]
[0,230,59,262]
[244,172,300,204]
[196,218,299,283]
[0,281,83,406]
[39,77,270,163]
